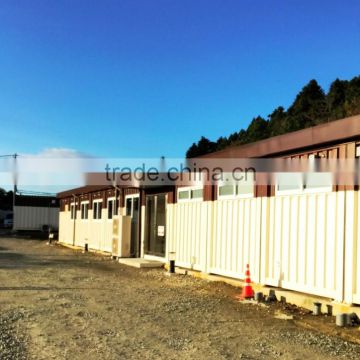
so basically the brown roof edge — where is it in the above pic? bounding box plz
[201,115,360,158]
[57,185,112,199]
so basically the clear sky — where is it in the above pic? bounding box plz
[0,0,359,159]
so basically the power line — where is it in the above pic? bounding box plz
[17,189,56,197]
[0,154,18,158]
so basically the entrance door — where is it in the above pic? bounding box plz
[125,195,140,257]
[145,194,166,257]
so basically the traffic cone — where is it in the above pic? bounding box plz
[236,264,254,300]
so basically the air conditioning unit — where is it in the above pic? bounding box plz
[112,215,131,258]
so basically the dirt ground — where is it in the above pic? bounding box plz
[1,236,360,360]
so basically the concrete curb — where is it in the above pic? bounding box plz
[170,266,360,318]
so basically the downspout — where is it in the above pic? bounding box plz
[258,184,262,285]
[72,194,77,246]
[341,189,347,303]
[113,184,122,214]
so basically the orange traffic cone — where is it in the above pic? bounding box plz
[236,264,254,300]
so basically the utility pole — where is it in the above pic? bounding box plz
[12,153,18,211]
[0,153,18,210]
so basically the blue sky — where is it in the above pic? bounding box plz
[0,0,359,159]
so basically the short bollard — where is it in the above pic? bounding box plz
[326,304,333,316]
[84,243,89,252]
[336,313,347,327]
[168,251,176,274]
[313,302,322,316]
[266,289,277,302]
[254,292,264,302]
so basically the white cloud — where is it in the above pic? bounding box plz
[20,147,93,159]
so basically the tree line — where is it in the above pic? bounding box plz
[186,75,360,158]
[0,188,13,210]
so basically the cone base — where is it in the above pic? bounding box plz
[235,285,254,300]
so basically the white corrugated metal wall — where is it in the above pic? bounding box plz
[14,206,59,231]
[167,202,211,271]
[263,192,345,301]
[167,190,360,304]
[344,191,360,304]
[210,198,261,282]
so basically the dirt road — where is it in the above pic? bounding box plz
[0,236,360,360]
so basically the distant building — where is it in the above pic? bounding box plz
[14,195,59,231]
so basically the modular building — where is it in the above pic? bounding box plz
[14,195,59,231]
[58,115,360,305]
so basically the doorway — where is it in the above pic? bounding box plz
[145,194,166,257]
[125,194,140,257]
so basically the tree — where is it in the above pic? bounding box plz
[287,79,329,130]
[327,78,347,120]
[185,75,360,157]
[344,76,360,117]
[268,106,287,137]
[186,136,216,158]
[245,116,269,143]
[0,188,13,210]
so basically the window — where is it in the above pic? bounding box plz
[108,200,114,219]
[218,172,254,199]
[219,185,235,197]
[356,144,360,158]
[81,202,89,220]
[191,188,203,199]
[178,190,190,200]
[115,199,119,215]
[304,173,332,190]
[108,199,114,219]
[126,198,132,216]
[93,201,102,220]
[276,173,303,193]
[276,172,332,194]
[177,187,203,202]
[108,198,119,219]
[70,204,76,220]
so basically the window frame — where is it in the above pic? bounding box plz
[302,172,333,193]
[218,172,255,200]
[93,200,103,220]
[70,203,76,220]
[275,172,304,196]
[80,201,89,220]
[177,186,204,202]
[276,171,332,196]
[107,197,118,220]
[356,144,360,158]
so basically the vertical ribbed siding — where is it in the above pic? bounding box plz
[209,198,261,282]
[264,192,344,301]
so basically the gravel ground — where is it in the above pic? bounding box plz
[0,310,27,359]
[0,236,360,359]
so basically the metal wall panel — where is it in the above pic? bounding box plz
[14,206,59,231]
[344,191,360,304]
[210,198,261,282]
[167,202,211,271]
[264,192,345,301]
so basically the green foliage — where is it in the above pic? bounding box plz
[185,136,216,158]
[0,188,13,210]
[186,75,360,158]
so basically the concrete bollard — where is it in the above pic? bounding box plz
[313,302,322,316]
[267,289,277,302]
[347,313,360,326]
[336,313,348,327]
[254,292,264,302]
